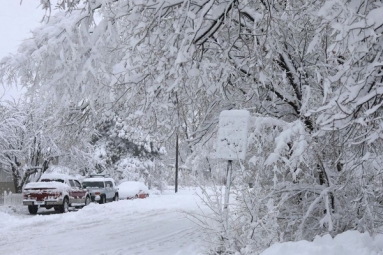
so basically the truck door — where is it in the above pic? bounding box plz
[105,181,114,200]
[74,180,86,203]
[68,179,80,203]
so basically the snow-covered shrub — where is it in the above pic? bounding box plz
[202,114,383,254]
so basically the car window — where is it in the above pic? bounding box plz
[74,180,82,188]
[69,180,75,187]
[105,181,113,188]
[41,179,64,183]
[82,181,105,188]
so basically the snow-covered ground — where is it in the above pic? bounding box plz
[261,231,383,255]
[2,187,383,255]
[0,188,207,255]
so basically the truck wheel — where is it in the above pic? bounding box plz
[99,195,106,204]
[113,193,119,202]
[59,197,69,213]
[28,205,38,215]
[84,196,91,206]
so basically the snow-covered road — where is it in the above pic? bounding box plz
[0,189,207,255]
[3,188,383,255]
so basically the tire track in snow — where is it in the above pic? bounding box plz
[0,192,208,255]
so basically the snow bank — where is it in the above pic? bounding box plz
[0,188,204,230]
[0,211,16,227]
[261,231,383,255]
[0,188,208,255]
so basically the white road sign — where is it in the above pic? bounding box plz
[216,110,250,160]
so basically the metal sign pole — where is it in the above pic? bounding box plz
[175,133,179,193]
[216,109,250,251]
[223,160,233,233]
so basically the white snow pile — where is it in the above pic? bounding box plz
[2,187,383,255]
[261,231,383,255]
[0,188,207,255]
[0,209,15,225]
[118,181,149,198]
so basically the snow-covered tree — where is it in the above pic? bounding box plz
[1,0,383,254]
[0,97,95,192]
[314,0,383,166]
[0,101,60,192]
[91,111,167,189]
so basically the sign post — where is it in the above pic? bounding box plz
[175,134,179,193]
[216,110,250,240]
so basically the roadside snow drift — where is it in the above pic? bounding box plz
[261,231,383,255]
[2,188,383,255]
[0,188,206,255]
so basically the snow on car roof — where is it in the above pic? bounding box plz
[83,177,115,182]
[24,181,69,190]
[118,181,148,198]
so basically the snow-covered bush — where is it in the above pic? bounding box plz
[203,115,383,254]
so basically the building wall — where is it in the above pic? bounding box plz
[0,168,12,182]
[0,167,15,194]
[0,182,16,194]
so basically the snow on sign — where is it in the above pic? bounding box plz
[216,110,250,160]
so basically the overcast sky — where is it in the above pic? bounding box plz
[0,1,44,101]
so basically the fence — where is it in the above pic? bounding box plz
[2,191,23,206]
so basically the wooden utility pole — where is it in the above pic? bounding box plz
[174,91,180,193]
[175,133,179,193]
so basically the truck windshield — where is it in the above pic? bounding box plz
[83,181,104,188]
[41,179,64,183]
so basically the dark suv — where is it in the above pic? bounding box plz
[82,175,119,203]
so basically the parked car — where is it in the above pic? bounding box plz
[118,181,149,200]
[23,173,91,215]
[82,175,119,203]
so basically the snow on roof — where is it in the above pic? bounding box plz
[83,177,115,182]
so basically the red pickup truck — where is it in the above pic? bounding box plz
[23,173,91,214]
